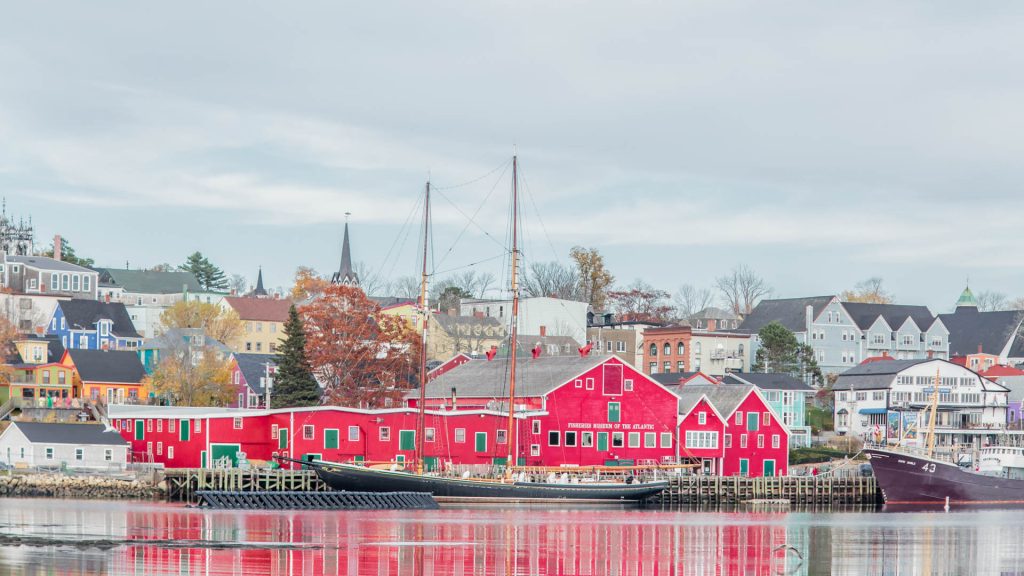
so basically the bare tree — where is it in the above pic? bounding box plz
[673,284,715,320]
[393,276,421,299]
[606,280,673,323]
[841,277,893,304]
[229,274,248,294]
[570,246,614,310]
[976,291,1009,312]
[1009,297,1024,311]
[473,271,496,298]
[353,261,388,296]
[716,265,772,316]
[522,261,579,299]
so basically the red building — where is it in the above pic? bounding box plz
[413,355,682,467]
[641,325,693,376]
[673,381,790,477]
[228,353,277,408]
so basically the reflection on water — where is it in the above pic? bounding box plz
[0,499,1023,575]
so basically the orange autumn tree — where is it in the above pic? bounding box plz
[300,284,420,408]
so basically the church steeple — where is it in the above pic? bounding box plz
[955,284,978,311]
[252,266,268,297]
[331,213,360,286]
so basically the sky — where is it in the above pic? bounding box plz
[1,2,1023,312]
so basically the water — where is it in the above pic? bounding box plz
[0,499,1023,575]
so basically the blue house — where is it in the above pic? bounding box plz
[47,300,143,351]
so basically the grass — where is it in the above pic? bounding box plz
[789,446,858,465]
[806,405,834,434]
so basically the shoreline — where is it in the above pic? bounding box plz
[0,472,164,500]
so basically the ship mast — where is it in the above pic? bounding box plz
[926,368,940,458]
[416,181,431,475]
[506,156,520,476]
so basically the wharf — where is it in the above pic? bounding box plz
[654,475,881,508]
[165,469,327,503]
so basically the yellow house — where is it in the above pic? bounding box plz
[222,296,292,354]
[379,301,421,332]
[3,338,76,403]
[63,349,149,405]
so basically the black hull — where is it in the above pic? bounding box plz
[310,462,668,501]
[865,448,1024,506]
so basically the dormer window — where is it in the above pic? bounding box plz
[99,320,111,337]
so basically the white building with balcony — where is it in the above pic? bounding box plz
[833,358,1008,449]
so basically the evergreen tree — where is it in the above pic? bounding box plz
[180,251,229,291]
[754,321,824,386]
[271,305,321,407]
[43,238,94,268]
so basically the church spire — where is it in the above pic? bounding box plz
[331,213,360,286]
[252,266,268,297]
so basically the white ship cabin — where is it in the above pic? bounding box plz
[834,358,1008,450]
[978,446,1024,480]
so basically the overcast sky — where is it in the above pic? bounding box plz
[2,2,1022,311]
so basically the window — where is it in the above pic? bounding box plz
[838,392,847,402]
[873,391,885,401]
[46,447,54,460]
[664,361,671,372]
[58,372,65,385]
[61,274,69,291]
[677,342,685,355]
[585,378,594,390]
[548,431,560,446]
[104,449,112,462]
[157,442,163,456]
[772,434,780,449]
[75,448,84,461]
[698,412,707,425]
[575,379,582,388]
[725,434,732,448]
[256,342,262,352]
[455,428,466,443]
[677,361,685,372]
[624,379,633,392]
[496,429,507,444]
[581,432,593,447]
[694,342,701,355]
[157,419,163,433]
[763,412,770,426]
[649,362,657,374]
[50,273,58,290]
[608,402,621,423]
[855,392,867,401]
[757,435,764,448]
[740,434,747,449]
[246,342,252,352]
[661,432,672,448]
[685,431,719,449]
[233,417,243,430]
[303,425,314,440]
[650,344,657,356]
[83,276,91,292]
[644,432,656,448]
[42,371,50,384]
[256,322,263,332]
[71,275,80,291]
[663,343,671,356]
[531,444,541,456]
[379,427,390,441]
[628,432,640,448]
[348,426,359,441]
[606,341,612,352]
[147,420,153,433]
[532,420,541,434]
[616,341,626,352]
[612,432,624,448]
[735,411,743,425]
[168,446,174,459]
[564,431,577,447]
[78,335,88,348]
[271,424,279,439]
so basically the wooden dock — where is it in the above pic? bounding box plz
[164,469,328,504]
[653,475,881,508]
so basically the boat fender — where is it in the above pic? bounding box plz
[626,475,634,485]
[462,471,471,479]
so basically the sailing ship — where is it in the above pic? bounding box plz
[866,369,1024,505]
[294,156,669,502]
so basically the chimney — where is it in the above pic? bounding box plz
[104,293,111,304]
[531,344,541,359]
[473,311,484,319]
[451,387,458,409]
[927,350,934,359]
[978,344,983,354]
[53,235,62,261]
[540,325,547,337]
[485,346,498,361]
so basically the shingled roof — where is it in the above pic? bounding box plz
[58,300,140,338]
[96,268,202,294]
[737,296,834,333]
[671,382,755,418]
[723,372,814,392]
[223,297,292,322]
[832,358,932,391]
[10,422,128,446]
[841,302,938,331]
[67,349,147,384]
[233,353,276,394]
[938,308,1024,357]
[413,355,611,400]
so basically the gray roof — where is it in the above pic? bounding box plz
[841,302,937,331]
[58,300,141,339]
[234,353,276,394]
[995,377,1024,403]
[737,296,834,333]
[724,372,814,392]
[7,255,95,273]
[938,308,1024,357]
[142,328,230,355]
[832,358,932,391]
[95,268,202,294]
[689,307,740,321]
[67,349,147,384]
[414,355,610,399]
[434,314,506,335]
[517,334,581,355]
[649,372,701,386]
[671,382,755,418]
[11,422,128,446]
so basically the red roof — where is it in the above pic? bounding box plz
[223,297,292,322]
[860,355,896,365]
[979,365,1024,378]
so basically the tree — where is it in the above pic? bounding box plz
[976,291,1009,312]
[570,246,614,310]
[753,321,823,386]
[392,276,421,299]
[301,284,420,408]
[291,266,329,301]
[146,344,234,406]
[716,265,771,316]
[353,261,387,296]
[150,263,175,272]
[841,277,894,304]
[158,301,243,346]
[1010,297,1024,311]
[522,261,578,299]
[673,284,715,321]
[0,316,17,386]
[606,280,673,323]
[434,284,472,313]
[229,274,248,294]
[42,238,94,268]
[180,252,229,291]
[271,305,321,407]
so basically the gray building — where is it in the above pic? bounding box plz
[0,422,129,471]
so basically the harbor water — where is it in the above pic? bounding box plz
[1,498,1024,575]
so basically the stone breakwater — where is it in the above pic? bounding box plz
[0,473,165,500]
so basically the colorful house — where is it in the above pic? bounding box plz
[229,353,277,409]
[221,296,291,354]
[722,373,815,447]
[139,328,230,374]
[4,336,73,403]
[64,349,148,404]
[47,300,143,351]
[978,365,1024,429]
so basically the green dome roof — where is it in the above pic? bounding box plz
[956,286,978,308]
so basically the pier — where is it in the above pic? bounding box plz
[654,475,881,508]
[164,469,327,503]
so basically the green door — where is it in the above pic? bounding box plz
[764,460,776,477]
[399,430,416,450]
[179,420,190,441]
[608,403,621,423]
[279,428,288,450]
[134,420,144,441]
[597,432,609,451]
[201,451,207,468]
[423,456,439,472]
[301,453,322,469]
[211,444,241,467]
[324,429,339,450]
[475,432,487,452]
[740,458,749,477]
[747,412,759,432]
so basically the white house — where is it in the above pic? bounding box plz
[833,358,1008,449]
[0,422,129,471]
[460,296,589,346]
